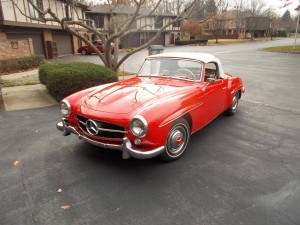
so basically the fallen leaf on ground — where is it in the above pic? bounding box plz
[60,205,70,210]
[12,160,20,166]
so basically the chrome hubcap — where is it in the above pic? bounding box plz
[167,126,187,155]
[232,94,238,112]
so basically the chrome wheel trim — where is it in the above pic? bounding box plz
[232,93,238,113]
[81,50,87,55]
[166,124,188,156]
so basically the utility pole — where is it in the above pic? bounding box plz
[293,2,300,52]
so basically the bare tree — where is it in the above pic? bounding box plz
[232,0,246,37]
[205,0,231,43]
[10,0,197,71]
[243,0,270,40]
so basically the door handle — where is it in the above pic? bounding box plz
[222,87,228,90]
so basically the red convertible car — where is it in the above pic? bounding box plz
[57,53,245,161]
[77,40,114,55]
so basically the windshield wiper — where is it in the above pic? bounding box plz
[176,76,194,80]
[159,74,171,77]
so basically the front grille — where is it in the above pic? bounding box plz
[76,115,126,139]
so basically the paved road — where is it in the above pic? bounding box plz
[1,39,300,225]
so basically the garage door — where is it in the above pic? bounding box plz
[52,34,73,56]
[148,32,165,45]
[121,33,140,48]
[6,34,44,55]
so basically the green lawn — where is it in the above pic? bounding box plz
[0,74,40,87]
[208,38,271,45]
[261,45,300,53]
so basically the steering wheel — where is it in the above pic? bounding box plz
[174,68,196,80]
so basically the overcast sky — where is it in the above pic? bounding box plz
[267,0,299,16]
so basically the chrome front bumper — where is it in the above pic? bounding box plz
[56,119,165,159]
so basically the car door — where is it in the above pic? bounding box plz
[191,62,228,131]
[203,62,228,117]
[96,42,104,53]
[204,79,228,117]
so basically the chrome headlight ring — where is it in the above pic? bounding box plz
[130,115,148,138]
[60,100,71,117]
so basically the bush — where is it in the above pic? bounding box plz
[39,62,118,101]
[277,30,287,37]
[0,55,45,74]
[175,39,208,46]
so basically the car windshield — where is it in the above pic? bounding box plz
[93,41,102,46]
[138,58,202,81]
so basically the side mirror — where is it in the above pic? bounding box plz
[202,78,216,91]
[207,78,216,84]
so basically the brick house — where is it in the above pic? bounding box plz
[86,5,181,48]
[0,0,88,59]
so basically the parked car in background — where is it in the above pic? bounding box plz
[56,53,245,161]
[77,40,114,55]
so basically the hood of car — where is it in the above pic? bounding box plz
[81,76,197,114]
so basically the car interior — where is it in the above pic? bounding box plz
[204,62,219,81]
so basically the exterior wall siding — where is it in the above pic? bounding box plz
[1,0,87,59]
[1,0,84,29]
[1,0,15,21]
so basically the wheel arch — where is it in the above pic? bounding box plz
[238,89,242,99]
[178,113,192,132]
[170,113,192,134]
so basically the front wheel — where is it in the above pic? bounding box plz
[160,118,190,162]
[81,49,88,55]
[225,92,239,116]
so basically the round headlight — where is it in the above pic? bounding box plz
[60,100,71,117]
[130,115,148,138]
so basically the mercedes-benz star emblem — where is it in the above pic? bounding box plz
[86,119,99,136]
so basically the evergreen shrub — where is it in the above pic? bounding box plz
[0,55,45,74]
[175,39,208,46]
[39,62,118,101]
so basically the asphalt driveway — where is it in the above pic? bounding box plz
[1,39,300,225]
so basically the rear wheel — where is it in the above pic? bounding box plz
[81,49,88,55]
[160,118,190,162]
[225,92,239,116]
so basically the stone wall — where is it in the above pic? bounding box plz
[0,32,34,60]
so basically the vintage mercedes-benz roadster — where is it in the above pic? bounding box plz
[57,53,245,161]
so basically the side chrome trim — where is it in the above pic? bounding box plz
[56,119,165,159]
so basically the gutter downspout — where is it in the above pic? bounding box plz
[0,0,4,22]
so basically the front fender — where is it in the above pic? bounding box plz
[134,92,198,147]
[230,77,244,96]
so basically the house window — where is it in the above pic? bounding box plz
[173,20,180,28]
[28,0,43,19]
[62,3,72,19]
[86,14,104,28]
[155,16,163,29]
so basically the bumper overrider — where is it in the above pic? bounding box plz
[56,119,165,159]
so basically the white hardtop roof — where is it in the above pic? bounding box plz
[147,52,219,64]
